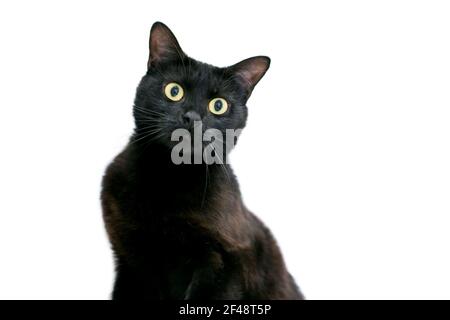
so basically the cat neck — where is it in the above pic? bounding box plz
[127,141,238,212]
[130,141,235,191]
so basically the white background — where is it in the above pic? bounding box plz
[0,0,449,300]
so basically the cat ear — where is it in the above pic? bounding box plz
[148,22,185,68]
[227,56,271,96]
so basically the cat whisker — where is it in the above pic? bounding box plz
[168,37,188,78]
[135,122,166,132]
[131,127,165,145]
[134,105,167,116]
[151,64,170,82]
[201,156,209,209]
[187,57,192,78]
[209,143,232,185]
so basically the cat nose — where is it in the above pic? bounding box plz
[181,110,201,127]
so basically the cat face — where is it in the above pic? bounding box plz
[133,22,270,153]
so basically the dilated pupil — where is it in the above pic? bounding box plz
[214,100,223,111]
[170,86,179,97]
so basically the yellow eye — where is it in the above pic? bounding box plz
[208,98,228,115]
[164,82,184,101]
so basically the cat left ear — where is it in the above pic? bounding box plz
[227,56,271,97]
[148,22,185,68]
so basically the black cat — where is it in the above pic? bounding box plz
[101,22,303,300]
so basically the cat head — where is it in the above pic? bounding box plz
[133,22,270,160]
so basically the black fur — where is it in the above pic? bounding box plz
[101,22,303,300]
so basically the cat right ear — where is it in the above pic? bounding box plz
[227,56,271,97]
[148,22,185,68]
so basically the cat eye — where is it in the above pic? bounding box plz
[164,82,184,101]
[208,98,229,115]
